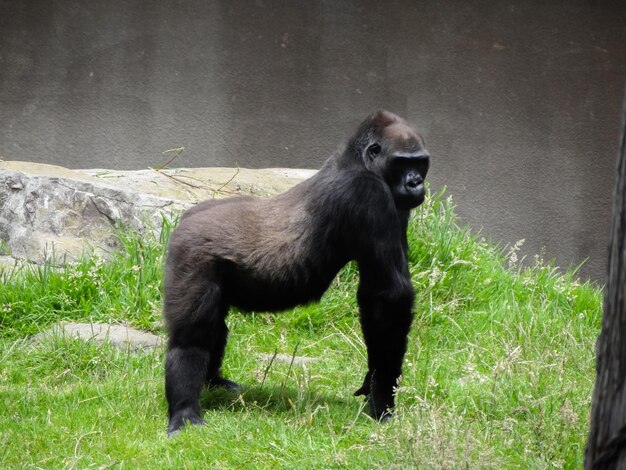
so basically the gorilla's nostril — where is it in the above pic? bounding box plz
[405,175,422,189]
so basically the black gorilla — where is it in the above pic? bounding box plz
[163,111,430,435]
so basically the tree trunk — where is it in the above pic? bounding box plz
[586,91,626,469]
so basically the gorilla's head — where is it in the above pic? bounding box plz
[352,111,430,210]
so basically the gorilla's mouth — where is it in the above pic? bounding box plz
[407,182,424,192]
[397,183,425,209]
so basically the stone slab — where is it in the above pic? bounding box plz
[32,322,163,351]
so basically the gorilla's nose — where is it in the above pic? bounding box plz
[404,172,423,189]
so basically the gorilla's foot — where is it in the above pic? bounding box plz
[208,376,242,393]
[355,393,393,423]
[367,400,394,423]
[354,370,372,397]
[167,410,206,437]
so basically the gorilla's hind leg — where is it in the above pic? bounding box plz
[206,310,241,393]
[165,283,224,436]
[165,344,209,436]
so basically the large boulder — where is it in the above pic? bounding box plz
[0,161,314,264]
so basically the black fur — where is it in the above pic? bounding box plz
[163,111,430,435]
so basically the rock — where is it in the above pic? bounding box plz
[258,352,319,365]
[77,166,317,200]
[0,161,315,264]
[32,322,163,351]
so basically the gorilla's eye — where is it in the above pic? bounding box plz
[367,143,381,157]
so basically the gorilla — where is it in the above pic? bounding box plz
[163,111,430,435]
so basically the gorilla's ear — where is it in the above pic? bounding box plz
[366,143,381,159]
[362,141,382,165]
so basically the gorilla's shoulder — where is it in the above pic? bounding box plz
[312,169,396,223]
[332,170,393,203]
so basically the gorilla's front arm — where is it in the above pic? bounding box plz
[345,176,414,419]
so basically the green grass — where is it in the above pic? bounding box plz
[0,190,602,468]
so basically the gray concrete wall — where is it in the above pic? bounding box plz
[1,0,625,281]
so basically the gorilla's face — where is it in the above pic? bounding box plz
[363,119,430,210]
[384,148,429,210]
